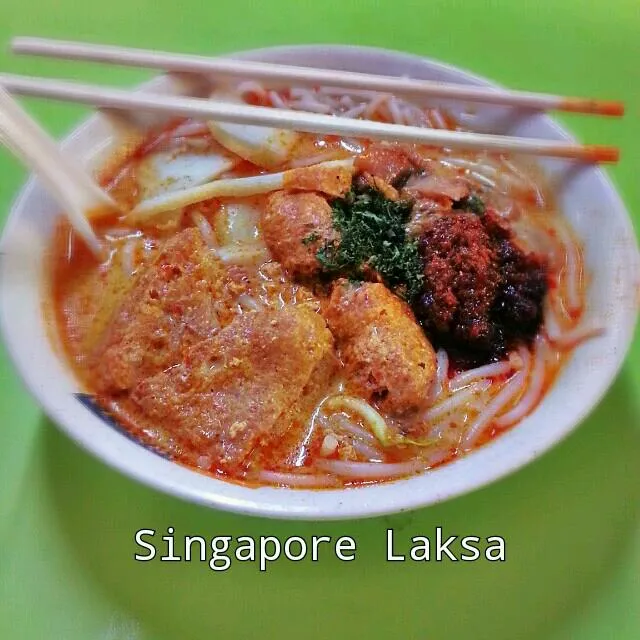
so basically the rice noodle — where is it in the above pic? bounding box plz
[543,225,566,265]
[423,446,452,468]
[331,414,380,447]
[290,99,333,114]
[500,157,534,188]
[429,108,447,130]
[423,380,491,423]
[377,99,394,123]
[428,418,453,440]
[400,105,416,127]
[495,336,548,428]
[289,88,313,100]
[236,80,268,101]
[511,223,550,255]
[105,228,141,240]
[441,157,497,188]
[217,245,269,265]
[547,322,604,350]
[339,95,355,108]
[341,104,367,119]
[349,438,384,462]
[192,211,217,250]
[461,349,531,449]
[469,170,497,189]
[428,349,450,403]
[256,470,340,488]
[291,411,322,467]
[315,458,425,479]
[317,87,378,99]
[325,395,390,445]
[500,157,545,206]
[448,358,516,392]
[543,296,564,341]
[364,93,390,118]
[268,90,287,109]
[387,97,405,125]
[556,222,583,313]
[421,110,435,129]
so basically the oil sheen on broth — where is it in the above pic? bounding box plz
[46,85,596,489]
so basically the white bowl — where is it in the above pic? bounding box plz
[1,45,638,520]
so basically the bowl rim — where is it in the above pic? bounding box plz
[1,43,639,521]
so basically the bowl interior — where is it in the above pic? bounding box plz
[1,45,638,520]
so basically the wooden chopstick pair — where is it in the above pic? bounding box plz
[0,37,624,163]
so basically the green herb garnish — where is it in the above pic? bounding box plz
[302,231,320,246]
[317,186,424,301]
[453,194,486,215]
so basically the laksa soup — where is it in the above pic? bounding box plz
[46,83,599,489]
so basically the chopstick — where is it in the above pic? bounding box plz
[12,37,624,118]
[0,73,619,163]
[0,86,113,255]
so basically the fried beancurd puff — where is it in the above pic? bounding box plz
[325,280,437,416]
[132,306,336,471]
[261,191,339,278]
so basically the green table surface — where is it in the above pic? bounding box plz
[1,1,639,638]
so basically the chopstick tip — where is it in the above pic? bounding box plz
[583,145,619,164]
[598,101,624,117]
[560,98,624,117]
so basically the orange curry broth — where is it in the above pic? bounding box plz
[44,117,573,488]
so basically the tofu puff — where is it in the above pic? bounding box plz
[91,227,322,394]
[260,191,339,278]
[131,306,336,471]
[354,142,420,185]
[325,280,437,415]
[92,228,225,393]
